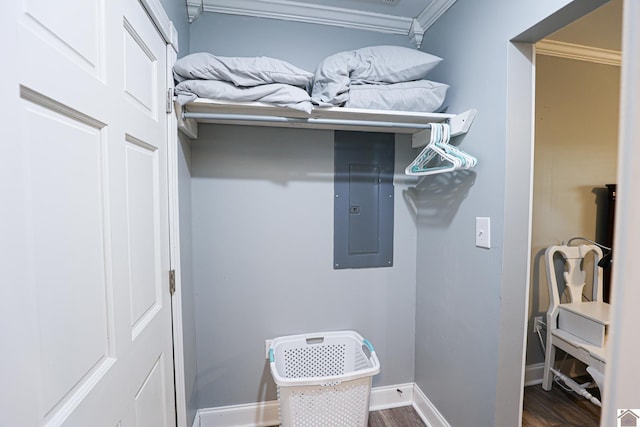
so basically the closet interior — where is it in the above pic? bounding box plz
[164,1,616,426]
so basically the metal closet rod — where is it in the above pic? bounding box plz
[181,112,444,129]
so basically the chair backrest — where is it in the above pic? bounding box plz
[544,244,604,317]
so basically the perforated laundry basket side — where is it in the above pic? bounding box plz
[268,331,380,427]
[280,335,349,379]
[278,376,372,427]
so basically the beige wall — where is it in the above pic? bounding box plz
[526,54,620,367]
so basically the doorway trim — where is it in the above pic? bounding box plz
[495,40,537,427]
[498,0,640,425]
[131,2,188,427]
[601,0,640,420]
[498,1,611,425]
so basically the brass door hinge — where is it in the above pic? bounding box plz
[169,269,176,295]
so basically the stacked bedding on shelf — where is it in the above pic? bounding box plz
[173,46,448,115]
[311,45,448,113]
[173,53,315,113]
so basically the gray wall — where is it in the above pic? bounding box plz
[187,13,421,409]
[189,12,414,72]
[414,1,607,426]
[191,125,418,407]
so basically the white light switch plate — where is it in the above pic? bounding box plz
[476,217,491,248]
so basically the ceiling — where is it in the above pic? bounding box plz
[186,0,456,48]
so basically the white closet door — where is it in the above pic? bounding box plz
[3,0,175,426]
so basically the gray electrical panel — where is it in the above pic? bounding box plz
[334,131,394,269]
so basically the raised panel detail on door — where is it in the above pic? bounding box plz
[23,0,104,77]
[125,136,162,339]
[134,355,168,427]
[124,19,157,118]
[22,96,115,423]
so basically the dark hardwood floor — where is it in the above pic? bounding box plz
[368,406,427,427]
[371,386,601,427]
[372,391,600,427]
[268,384,600,427]
[522,383,600,427]
[268,406,426,427]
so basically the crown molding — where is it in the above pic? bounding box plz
[187,0,203,23]
[416,0,456,30]
[193,0,458,48]
[409,18,424,49]
[407,0,457,50]
[536,39,621,66]
[200,0,411,34]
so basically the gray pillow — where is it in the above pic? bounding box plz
[351,45,443,83]
[310,50,356,106]
[173,52,313,89]
[311,45,442,105]
[174,79,313,113]
[345,80,448,113]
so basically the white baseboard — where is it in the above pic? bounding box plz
[194,382,449,427]
[369,382,414,411]
[194,400,280,427]
[412,383,451,427]
[524,363,545,386]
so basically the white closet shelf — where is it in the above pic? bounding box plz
[177,98,476,146]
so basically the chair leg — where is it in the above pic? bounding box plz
[542,341,555,391]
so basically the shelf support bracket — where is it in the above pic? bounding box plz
[176,102,198,139]
[412,109,477,147]
[408,19,425,49]
[449,109,477,137]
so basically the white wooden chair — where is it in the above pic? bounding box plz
[542,244,609,406]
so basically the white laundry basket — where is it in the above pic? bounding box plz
[268,331,380,427]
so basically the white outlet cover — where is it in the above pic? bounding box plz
[265,339,272,359]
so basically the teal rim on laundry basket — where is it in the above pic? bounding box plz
[269,348,274,363]
[363,338,374,353]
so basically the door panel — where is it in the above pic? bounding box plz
[125,137,163,339]
[124,19,158,117]
[23,93,116,425]
[11,0,175,425]
[134,354,169,427]
[22,0,104,78]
